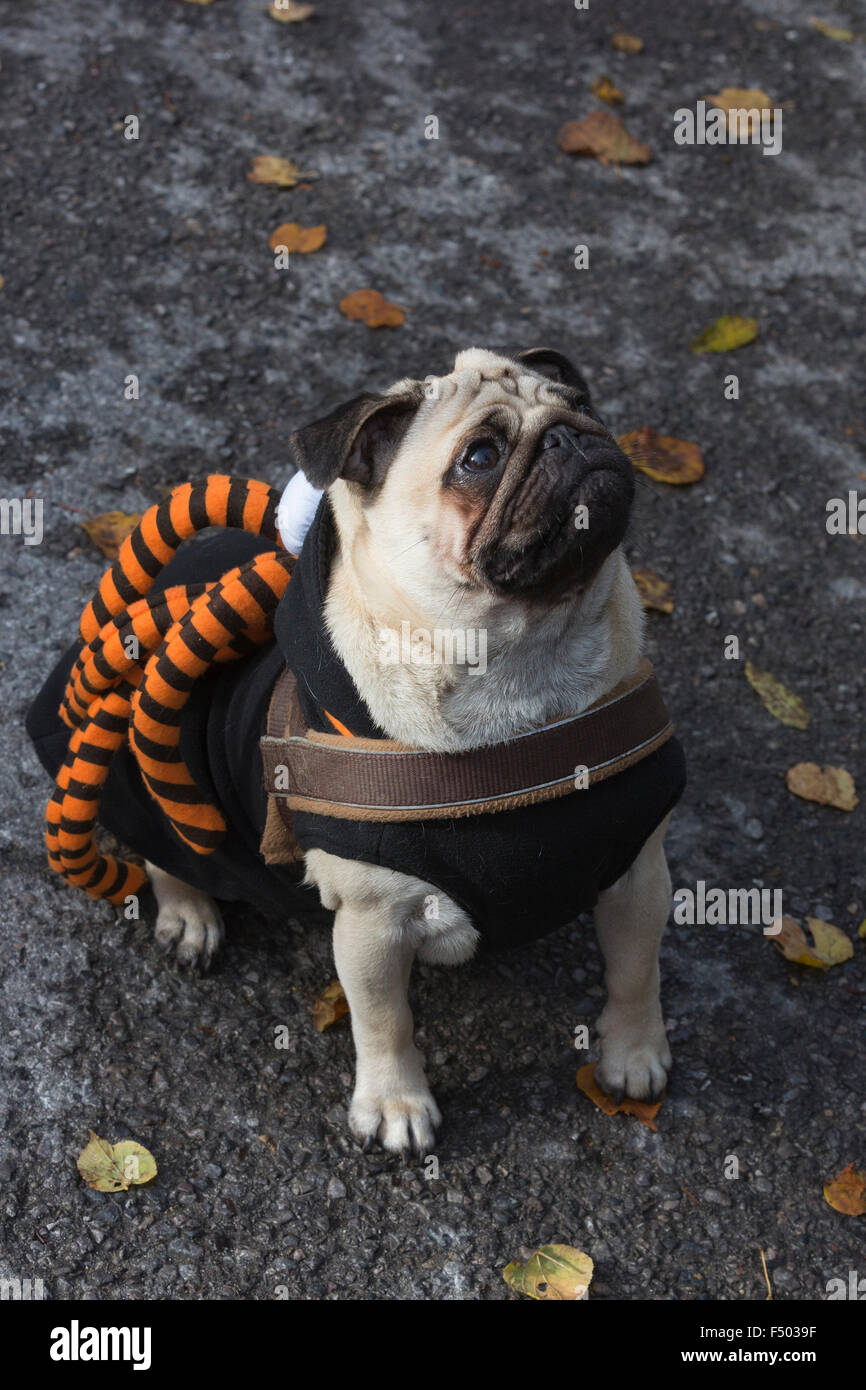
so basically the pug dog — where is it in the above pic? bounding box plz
[144,347,684,1155]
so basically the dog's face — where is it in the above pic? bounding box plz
[291,347,634,608]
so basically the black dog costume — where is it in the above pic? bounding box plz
[28,481,686,948]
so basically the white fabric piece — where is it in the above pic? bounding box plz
[277,471,324,554]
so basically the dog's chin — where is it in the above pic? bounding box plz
[470,465,633,603]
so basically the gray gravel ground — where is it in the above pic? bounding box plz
[1,0,864,1302]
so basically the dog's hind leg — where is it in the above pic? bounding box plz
[145,861,225,973]
[592,814,673,1102]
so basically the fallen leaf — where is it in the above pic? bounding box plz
[577,1062,663,1130]
[785,762,858,811]
[558,110,651,166]
[338,288,405,328]
[824,1164,866,1215]
[0,274,5,291]
[269,222,327,253]
[312,979,349,1031]
[183,0,218,5]
[82,511,142,559]
[504,1245,593,1300]
[705,88,773,138]
[611,31,643,53]
[809,17,855,41]
[618,427,705,484]
[770,915,854,970]
[690,315,758,352]
[247,156,318,187]
[591,75,624,105]
[632,568,674,613]
[745,661,810,729]
[258,1134,276,1154]
[268,0,315,21]
[859,920,866,939]
[77,1131,157,1192]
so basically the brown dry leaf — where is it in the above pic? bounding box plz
[632,568,674,613]
[690,315,759,352]
[617,427,704,484]
[558,110,651,166]
[248,156,318,187]
[591,75,624,105]
[809,17,855,41]
[258,1134,277,1154]
[312,979,349,1032]
[77,1131,157,1192]
[611,31,643,54]
[268,0,315,21]
[577,1062,663,1131]
[824,1164,866,1215]
[0,274,5,291]
[705,88,773,138]
[183,0,218,6]
[268,222,327,253]
[771,915,854,970]
[785,762,858,812]
[745,661,810,729]
[82,511,142,559]
[503,1245,594,1300]
[338,288,405,328]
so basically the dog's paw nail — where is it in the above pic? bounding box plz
[361,1136,374,1153]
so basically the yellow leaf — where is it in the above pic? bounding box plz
[338,288,406,328]
[617,427,704,484]
[858,920,866,940]
[591,75,624,105]
[247,156,318,187]
[312,979,349,1032]
[504,1245,594,1300]
[577,1062,664,1130]
[82,511,142,560]
[77,1131,157,1192]
[705,88,774,140]
[785,762,858,811]
[770,915,853,970]
[558,110,651,166]
[268,0,315,21]
[690,315,758,352]
[632,568,674,613]
[809,17,855,41]
[745,660,810,729]
[611,31,643,54]
[182,0,218,5]
[824,1164,866,1215]
[269,222,327,253]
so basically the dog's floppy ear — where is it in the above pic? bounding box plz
[513,347,591,401]
[289,386,423,490]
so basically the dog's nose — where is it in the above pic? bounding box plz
[538,423,584,454]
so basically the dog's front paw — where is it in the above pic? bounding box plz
[349,1055,441,1156]
[595,1003,671,1102]
[153,891,224,972]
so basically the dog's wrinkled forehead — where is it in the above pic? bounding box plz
[405,348,574,422]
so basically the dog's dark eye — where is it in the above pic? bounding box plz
[462,439,500,472]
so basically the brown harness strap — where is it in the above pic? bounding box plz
[260,659,675,827]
